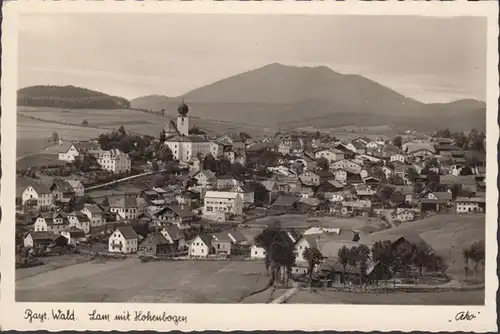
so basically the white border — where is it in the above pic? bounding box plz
[1,1,498,331]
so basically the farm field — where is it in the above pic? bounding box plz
[17,153,62,169]
[16,259,270,303]
[17,106,273,156]
[16,254,94,281]
[249,214,377,230]
[364,213,485,281]
[287,288,484,305]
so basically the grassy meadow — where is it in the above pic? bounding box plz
[16,259,270,303]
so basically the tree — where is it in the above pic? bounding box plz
[338,246,351,290]
[248,181,268,204]
[316,157,329,171]
[355,244,371,291]
[50,132,59,144]
[102,196,110,207]
[378,185,395,207]
[371,240,393,293]
[462,247,472,281]
[158,145,173,162]
[411,244,432,277]
[413,182,425,195]
[118,126,126,136]
[82,120,89,126]
[202,154,217,172]
[347,246,360,291]
[452,132,468,149]
[303,247,323,288]
[254,222,296,287]
[468,241,485,283]
[239,132,252,142]
[151,161,160,172]
[159,130,167,142]
[459,166,473,176]
[405,167,419,184]
[435,128,451,138]
[449,183,463,200]
[392,136,403,149]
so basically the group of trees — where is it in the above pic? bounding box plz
[369,240,446,291]
[98,126,158,162]
[338,244,371,291]
[434,128,486,152]
[254,221,295,287]
[17,85,131,109]
[463,241,485,283]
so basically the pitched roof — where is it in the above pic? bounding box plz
[168,205,194,218]
[51,179,75,193]
[27,231,54,241]
[28,183,51,194]
[66,179,83,189]
[440,175,477,186]
[162,225,184,240]
[141,232,169,246]
[431,192,452,200]
[83,204,103,214]
[108,195,138,208]
[116,226,138,240]
[192,234,213,248]
[213,232,232,243]
[261,181,277,191]
[271,195,298,207]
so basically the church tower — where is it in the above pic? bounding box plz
[176,100,190,136]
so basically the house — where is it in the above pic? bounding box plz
[212,232,233,255]
[81,204,106,228]
[24,231,54,248]
[390,153,406,164]
[33,212,70,233]
[314,149,345,164]
[108,226,138,254]
[271,195,299,211]
[189,169,216,187]
[60,227,86,246]
[225,228,249,245]
[299,170,334,187]
[50,179,76,203]
[109,195,139,221]
[382,143,400,157]
[203,191,244,216]
[67,211,91,234]
[350,141,366,154]
[154,205,194,229]
[188,234,213,258]
[352,136,372,146]
[297,197,321,213]
[455,197,486,213]
[21,184,54,208]
[57,141,100,162]
[160,225,186,250]
[95,149,132,174]
[330,160,362,173]
[66,180,85,197]
[317,180,344,193]
[293,234,319,263]
[424,191,453,202]
[250,244,267,259]
[392,185,415,203]
[216,175,242,190]
[230,185,255,205]
[395,208,415,222]
[138,233,171,255]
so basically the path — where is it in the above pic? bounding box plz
[85,169,165,191]
[270,281,300,304]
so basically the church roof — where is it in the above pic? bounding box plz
[165,134,209,143]
[164,120,179,135]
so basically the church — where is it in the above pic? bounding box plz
[163,101,211,163]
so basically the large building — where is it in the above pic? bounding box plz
[164,101,211,162]
[95,149,132,174]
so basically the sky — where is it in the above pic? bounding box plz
[18,14,486,103]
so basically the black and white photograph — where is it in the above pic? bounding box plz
[1,1,498,332]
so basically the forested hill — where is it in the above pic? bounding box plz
[17,85,131,109]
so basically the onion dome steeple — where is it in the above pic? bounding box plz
[177,99,189,117]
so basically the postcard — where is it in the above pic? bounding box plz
[1,0,498,331]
